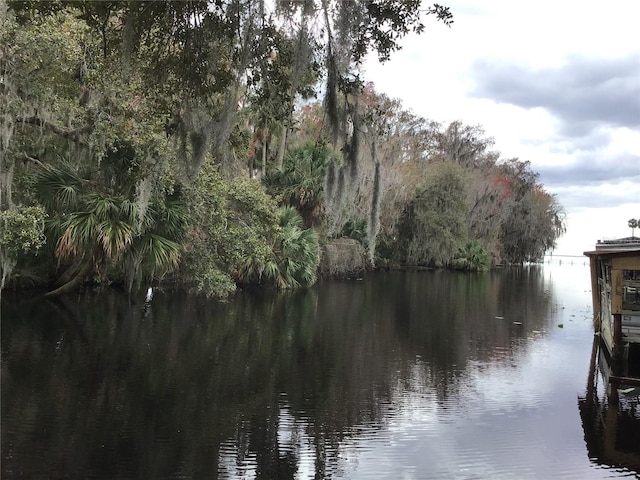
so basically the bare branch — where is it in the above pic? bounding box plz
[21,152,44,166]
[17,116,92,144]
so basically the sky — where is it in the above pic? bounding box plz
[363,0,640,256]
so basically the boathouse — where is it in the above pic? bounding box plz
[577,238,640,472]
[584,238,640,387]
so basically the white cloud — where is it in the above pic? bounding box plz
[363,0,640,255]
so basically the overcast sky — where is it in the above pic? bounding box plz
[363,0,640,255]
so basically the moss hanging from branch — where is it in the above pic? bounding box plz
[323,50,340,147]
[346,95,361,181]
[367,152,381,267]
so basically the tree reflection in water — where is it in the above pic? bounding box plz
[3,268,570,479]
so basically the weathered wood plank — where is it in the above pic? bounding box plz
[600,321,614,357]
[609,375,640,387]
[613,313,623,359]
[590,257,600,325]
[612,256,640,270]
[611,269,623,314]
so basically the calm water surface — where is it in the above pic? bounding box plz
[2,262,639,479]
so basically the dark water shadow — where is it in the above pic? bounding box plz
[1,267,614,479]
[578,337,640,476]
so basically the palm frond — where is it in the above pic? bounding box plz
[160,198,188,239]
[86,192,119,220]
[142,234,181,273]
[279,206,303,229]
[97,220,134,259]
[55,211,99,259]
[119,198,140,228]
[33,162,84,211]
[263,259,279,283]
[55,228,79,259]
[268,207,319,288]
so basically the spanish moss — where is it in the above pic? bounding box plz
[368,151,381,266]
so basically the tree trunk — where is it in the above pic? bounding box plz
[0,158,14,210]
[275,125,288,171]
[45,260,93,297]
[248,153,255,179]
[54,254,85,287]
[367,140,381,267]
[261,140,267,176]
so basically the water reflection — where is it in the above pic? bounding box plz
[1,266,636,479]
[578,338,640,475]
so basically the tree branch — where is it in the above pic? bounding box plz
[21,152,44,166]
[17,116,92,144]
[45,259,93,298]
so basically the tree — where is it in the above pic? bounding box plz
[0,206,46,292]
[263,142,337,228]
[181,163,283,298]
[431,120,495,168]
[244,23,320,175]
[398,162,468,267]
[319,84,434,264]
[242,206,320,289]
[7,1,452,180]
[498,160,565,263]
[33,154,186,296]
[629,218,638,238]
[1,0,575,286]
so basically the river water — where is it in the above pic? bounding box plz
[2,262,639,479]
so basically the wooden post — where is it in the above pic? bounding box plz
[589,257,601,330]
[586,336,598,404]
[612,313,623,360]
[611,269,623,360]
[611,269,623,314]
[604,392,619,470]
[608,378,620,405]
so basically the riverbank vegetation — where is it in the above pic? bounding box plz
[0,0,565,299]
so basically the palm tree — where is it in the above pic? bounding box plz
[275,206,319,288]
[241,206,319,289]
[629,218,638,238]
[123,197,185,292]
[34,161,185,296]
[263,142,335,227]
[451,240,491,271]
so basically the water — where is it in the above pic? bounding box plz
[2,263,639,479]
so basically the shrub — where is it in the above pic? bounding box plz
[0,206,47,289]
[182,164,280,298]
[451,240,491,271]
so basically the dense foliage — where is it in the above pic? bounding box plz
[0,205,45,290]
[0,0,565,298]
[399,162,468,267]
